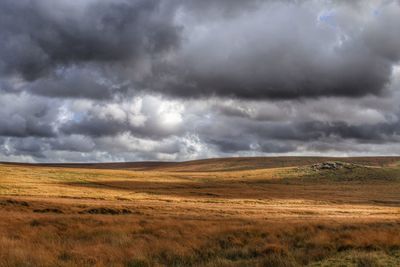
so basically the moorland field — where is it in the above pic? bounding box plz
[0,157,400,267]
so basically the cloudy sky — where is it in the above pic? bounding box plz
[1,0,400,162]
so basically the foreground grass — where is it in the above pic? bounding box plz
[0,157,400,266]
[309,250,400,267]
[0,213,399,267]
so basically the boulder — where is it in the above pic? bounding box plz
[311,161,347,171]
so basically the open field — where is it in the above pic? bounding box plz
[0,157,400,266]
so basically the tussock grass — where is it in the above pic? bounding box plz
[1,215,399,266]
[0,157,399,266]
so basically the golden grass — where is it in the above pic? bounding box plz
[0,157,400,266]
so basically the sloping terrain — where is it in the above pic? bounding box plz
[2,156,400,171]
[0,157,399,266]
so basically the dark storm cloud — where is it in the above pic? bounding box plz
[0,119,54,138]
[2,0,400,162]
[190,96,400,154]
[153,0,400,100]
[219,119,400,144]
[364,7,400,61]
[28,67,122,99]
[163,46,392,100]
[258,142,298,153]
[208,137,297,154]
[49,135,96,153]
[0,0,180,81]
[11,138,47,158]
[1,0,399,100]
[0,93,56,138]
[60,117,125,138]
[208,138,251,153]
[175,0,264,18]
[263,121,399,142]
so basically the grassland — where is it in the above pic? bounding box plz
[0,157,399,266]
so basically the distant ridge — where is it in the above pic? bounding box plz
[1,156,400,172]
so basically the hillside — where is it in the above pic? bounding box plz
[2,156,400,172]
[0,157,399,266]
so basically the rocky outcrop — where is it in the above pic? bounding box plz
[311,161,354,171]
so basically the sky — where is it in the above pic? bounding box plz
[1,0,400,162]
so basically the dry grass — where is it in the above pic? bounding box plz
[0,157,400,266]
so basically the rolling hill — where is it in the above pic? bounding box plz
[0,157,399,266]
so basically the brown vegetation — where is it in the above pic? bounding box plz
[0,157,399,266]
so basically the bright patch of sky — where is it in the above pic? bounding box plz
[317,9,336,28]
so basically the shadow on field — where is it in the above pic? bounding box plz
[63,179,400,205]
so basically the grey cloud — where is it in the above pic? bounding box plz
[208,139,252,153]
[239,120,400,143]
[60,96,184,139]
[258,142,298,153]
[60,117,125,138]
[12,138,46,158]
[364,6,400,61]
[208,137,297,154]
[1,0,400,162]
[0,93,57,138]
[61,115,182,139]
[175,0,264,19]
[2,0,400,100]
[28,66,125,99]
[2,137,47,159]
[153,1,400,100]
[0,0,180,81]
[49,135,96,153]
